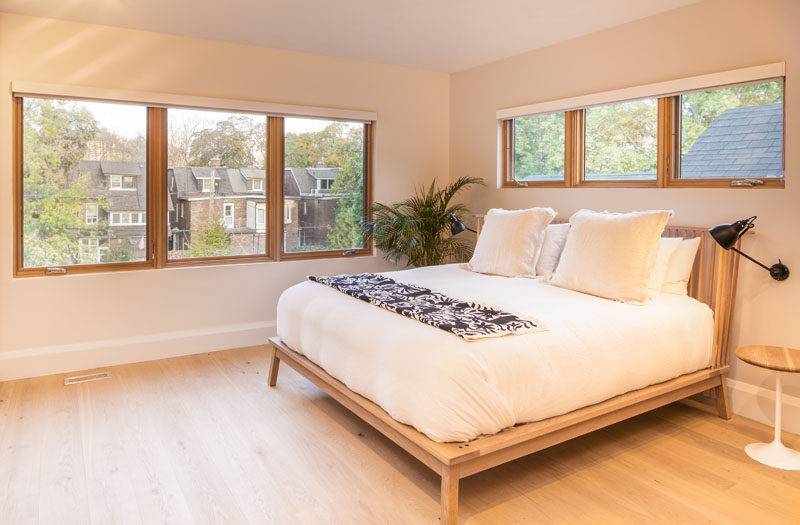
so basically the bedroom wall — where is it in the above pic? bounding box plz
[0,12,449,380]
[449,0,800,431]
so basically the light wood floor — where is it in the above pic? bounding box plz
[1,346,798,524]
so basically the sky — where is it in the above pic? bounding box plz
[75,100,356,138]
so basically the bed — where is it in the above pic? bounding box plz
[267,224,741,523]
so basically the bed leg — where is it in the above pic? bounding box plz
[440,465,459,525]
[715,374,731,420]
[268,345,281,387]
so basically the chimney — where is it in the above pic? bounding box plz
[316,157,325,168]
[209,158,222,167]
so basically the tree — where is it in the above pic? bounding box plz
[681,81,782,155]
[188,219,234,257]
[328,126,365,249]
[584,99,658,175]
[22,99,101,267]
[187,116,265,168]
[513,112,565,179]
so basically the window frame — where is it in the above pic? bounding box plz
[223,202,235,228]
[278,120,374,261]
[12,94,375,277]
[85,203,99,225]
[500,73,785,190]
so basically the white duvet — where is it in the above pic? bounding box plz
[276,264,713,443]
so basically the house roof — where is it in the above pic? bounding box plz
[77,160,148,212]
[681,103,783,179]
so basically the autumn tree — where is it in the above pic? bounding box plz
[22,99,102,267]
[188,116,266,168]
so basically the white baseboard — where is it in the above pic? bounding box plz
[728,377,800,435]
[0,320,276,382]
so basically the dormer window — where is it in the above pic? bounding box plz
[317,178,333,190]
[110,175,135,190]
[251,179,264,191]
[200,179,219,193]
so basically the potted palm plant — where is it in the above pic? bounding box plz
[363,176,485,267]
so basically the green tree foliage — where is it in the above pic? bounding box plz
[364,177,485,267]
[513,112,565,180]
[22,99,101,267]
[188,219,234,258]
[286,122,366,250]
[585,99,658,176]
[103,240,133,263]
[680,80,783,156]
[188,116,266,168]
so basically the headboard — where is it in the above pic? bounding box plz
[473,215,742,371]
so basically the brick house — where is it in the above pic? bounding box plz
[283,166,341,252]
[72,159,351,260]
[75,160,151,263]
[168,164,267,255]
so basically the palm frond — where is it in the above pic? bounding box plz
[364,176,484,266]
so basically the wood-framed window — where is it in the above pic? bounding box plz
[500,65,785,189]
[13,89,374,277]
[280,117,373,260]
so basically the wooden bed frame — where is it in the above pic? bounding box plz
[267,223,742,524]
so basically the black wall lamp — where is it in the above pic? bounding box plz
[710,216,789,281]
[449,214,476,236]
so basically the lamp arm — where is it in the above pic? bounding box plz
[465,226,477,234]
[730,247,771,272]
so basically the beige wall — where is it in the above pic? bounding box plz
[450,0,800,405]
[0,12,449,376]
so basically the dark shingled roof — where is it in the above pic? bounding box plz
[681,103,783,179]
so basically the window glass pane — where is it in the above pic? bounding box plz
[167,108,267,259]
[680,80,783,179]
[512,112,565,182]
[21,97,147,268]
[284,118,366,253]
[584,99,657,181]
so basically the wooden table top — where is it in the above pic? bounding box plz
[735,345,800,373]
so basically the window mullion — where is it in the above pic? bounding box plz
[149,107,168,268]
[267,116,284,260]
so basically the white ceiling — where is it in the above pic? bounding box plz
[0,0,701,72]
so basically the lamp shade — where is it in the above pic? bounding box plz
[450,214,467,236]
[709,217,756,250]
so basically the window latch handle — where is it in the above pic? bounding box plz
[45,267,67,275]
[730,179,765,187]
[342,250,356,256]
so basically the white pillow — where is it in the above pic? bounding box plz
[662,237,702,295]
[535,223,570,278]
[551,209,673,303]
[468,207,556,277]
[647,237,682,298]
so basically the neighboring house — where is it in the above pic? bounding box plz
[75,160,150,263]
[680,103,783,179]
[71,159,351,261]
[283,166,341,252]
[168,164,267,255]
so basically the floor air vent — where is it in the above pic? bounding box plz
[64,371,112,385]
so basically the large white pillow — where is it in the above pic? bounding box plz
[535,222,571,278]
[647,237,683,298]
[662,237,702,295]
[468,207,556,277]
[551,209,673,303]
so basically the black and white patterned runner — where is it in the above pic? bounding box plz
[308,273,544,340]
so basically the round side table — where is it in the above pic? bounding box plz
[735,345,800,470]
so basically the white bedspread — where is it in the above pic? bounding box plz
[276,264,713,442]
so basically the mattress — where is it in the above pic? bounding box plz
[276,264,713,442]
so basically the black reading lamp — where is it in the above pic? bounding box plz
[449,214,476,236]
[709,216,789,281]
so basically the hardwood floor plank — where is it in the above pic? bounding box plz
[0,346,798,524]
